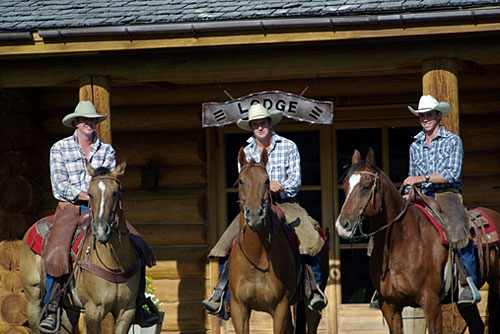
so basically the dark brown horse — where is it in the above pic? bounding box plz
[20,161,141,333]
[335,148,500,334]
[229,147,326,334]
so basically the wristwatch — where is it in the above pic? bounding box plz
[425,174,430,182]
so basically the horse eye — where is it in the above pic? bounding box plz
[238,179,243,185]
[362,184,372,191]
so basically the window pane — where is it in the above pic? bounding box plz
[389,126,421,182]
[336,129,381,183]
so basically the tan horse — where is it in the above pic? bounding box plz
[335,148,500,334]
[20,161,141,333]
[229,148,325,334]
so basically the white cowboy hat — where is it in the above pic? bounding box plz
[62,101,108,128]
[236,103,283,131]
[407,95,451,117]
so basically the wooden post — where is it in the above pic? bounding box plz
[422,58,459,135]
[79,76,112,143]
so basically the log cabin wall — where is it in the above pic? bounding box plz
[0,28,500,333]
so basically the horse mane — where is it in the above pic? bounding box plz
[92,166,112,177]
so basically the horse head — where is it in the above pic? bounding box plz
[86,160,127,243]
[237,147,270,229]
[335,148,384,239]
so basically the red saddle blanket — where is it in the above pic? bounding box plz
[413,204,500,247]
[25,214,89,257]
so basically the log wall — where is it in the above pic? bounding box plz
[1,60,499,332]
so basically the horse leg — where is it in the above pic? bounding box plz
[83,303,107,333]
[230,301,250,334]
[420,294,443,334]
[113,305,136,334]
[379,299,403,334]
[457,304,484,334]
[272,299,293,334]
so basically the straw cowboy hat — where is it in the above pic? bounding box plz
[62,101,108,128]
[236,103,283,131]
[407,95,451,117]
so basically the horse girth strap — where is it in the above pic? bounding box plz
[76,258,141,283]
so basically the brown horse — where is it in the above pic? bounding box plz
[20,161,141,333]
[229,147,326,334]
[335,148,500,334]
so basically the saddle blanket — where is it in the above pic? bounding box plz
[413,204,500,247]
[25,215,88,257]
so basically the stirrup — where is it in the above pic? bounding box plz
[38,307,62,334]
[308,286,328,311]
[202,290,225,314]
[458,277,481,306]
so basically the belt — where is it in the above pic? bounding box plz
[273,196,298,204]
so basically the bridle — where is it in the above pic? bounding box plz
[236,162,274,272]
[88,175,125,235]
[348,170,411,242]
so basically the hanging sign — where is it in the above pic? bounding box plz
[202,90,333,127]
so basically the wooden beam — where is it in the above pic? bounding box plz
[422,58,460,135]
[79,76,112,143]
[2,36,500,88]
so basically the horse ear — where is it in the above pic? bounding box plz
[86,159,95,176]
[112,161,127,177]
[238,147,247,168]
[351,150,361,165]
[260,148,268,166]
[366,147,376,168]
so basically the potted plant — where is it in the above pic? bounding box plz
[129,276,164,334]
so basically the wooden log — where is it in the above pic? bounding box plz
[113,130,206,166]
[462,175,500,206]
[0,175,32,212]
[80,76,112,144]
[0,212,29,240]
[461,115,500,151]
[146,246,207,279]
[0,293,28,326]
[422,58,460,135]
[3,326,31,334]
[153,278,206,303]
[121,188,206,223]
[0,114,44,150]
[132,222,205,247]
[463,150,500,175]
[114,164,206,189]
[0,270,23,294]
[0,240,22,271]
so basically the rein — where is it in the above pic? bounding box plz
[76,175,140,283]
[349,171,411,242]
[237,163,273,272]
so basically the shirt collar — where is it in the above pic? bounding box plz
[414,125,448,143]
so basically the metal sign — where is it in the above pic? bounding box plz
[202,90,333,127]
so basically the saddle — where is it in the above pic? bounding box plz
[413,203,500,248]
[25,213,91,259]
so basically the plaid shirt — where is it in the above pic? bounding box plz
[409,126,463,195]
[50,130,116,202]
[241,131,301,199]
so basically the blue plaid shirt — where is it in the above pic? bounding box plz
[50,130,116,203]
[408,126,463,196]
[241,131,301,199]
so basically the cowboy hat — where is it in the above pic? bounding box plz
[62,101,108,128]
[236,103,283,131]
[407,95,451,117]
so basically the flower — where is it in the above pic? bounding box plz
[143,276,163,311]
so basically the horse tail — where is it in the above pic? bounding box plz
[487,284,500,332]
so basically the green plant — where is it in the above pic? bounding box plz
[143,276,163,312]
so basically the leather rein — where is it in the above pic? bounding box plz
[76,175,141,283]
[236,163,274,273]
[348,171,411,242]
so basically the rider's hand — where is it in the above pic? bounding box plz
[270,181,285,194]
